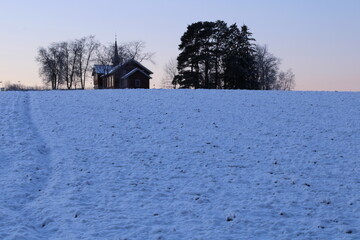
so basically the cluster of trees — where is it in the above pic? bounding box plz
[254,45,294,90]
[36,36,99,90]
[167,20,294,90]
[37,22,294,91]
[36,36,154,90]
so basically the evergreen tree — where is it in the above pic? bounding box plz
[175,22,203,88]
[223,24,257,89]
[239,25,257,89]
[175,21,257,89]
[210,20,229,88]
[175,21,229,89]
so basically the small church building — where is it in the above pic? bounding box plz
[92,40,153,89]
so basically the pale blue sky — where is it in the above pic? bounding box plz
[1,0,359,90]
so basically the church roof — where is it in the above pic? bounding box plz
[121,68,152,79]
[108,59,153,75]
[93,65,113,75]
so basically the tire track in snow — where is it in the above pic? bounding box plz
[0,92,52,239]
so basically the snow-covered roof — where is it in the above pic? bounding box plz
[121,68,152,79]
[93,65,114,75]
[108,59,153,75]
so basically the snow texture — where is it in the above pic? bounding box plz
[0,89,359,239]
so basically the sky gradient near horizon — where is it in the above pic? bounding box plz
[1,0,359,91]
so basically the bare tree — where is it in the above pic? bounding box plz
[275,69,295,90]
[162,58,178,89]
[58,41,71,89]
[95,45,113,70]
[36,43,65,89]
[97,40,155,66]
[76,36,100,89]
[36,47,54,88]
[124,41,155,64]
[67,40,84,89]
[254,44,281,90]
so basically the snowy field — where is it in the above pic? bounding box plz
[0,89,359,240]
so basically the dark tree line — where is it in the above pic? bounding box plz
[36,37,154,90]
[173,20,294,90]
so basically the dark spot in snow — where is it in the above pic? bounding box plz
[346,230,352,234]
[75,214,78,218]
[227,216,235,222]
[279,212,285,216]
[318,225,325,229]
[153,213,159,216]
[304,183,311,187]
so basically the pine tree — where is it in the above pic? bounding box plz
[175,22,203,88]
[223,24,257,89]
[211,20,229,89]
[239,25,257,89]
[175,21,228,89]
[175,21,257,89]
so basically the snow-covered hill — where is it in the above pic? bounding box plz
[0,90,359,240]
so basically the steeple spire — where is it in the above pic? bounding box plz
[112,34,120,66]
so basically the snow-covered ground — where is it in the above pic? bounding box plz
[0,89,359,240]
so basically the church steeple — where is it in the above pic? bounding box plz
[112,35,120,66]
